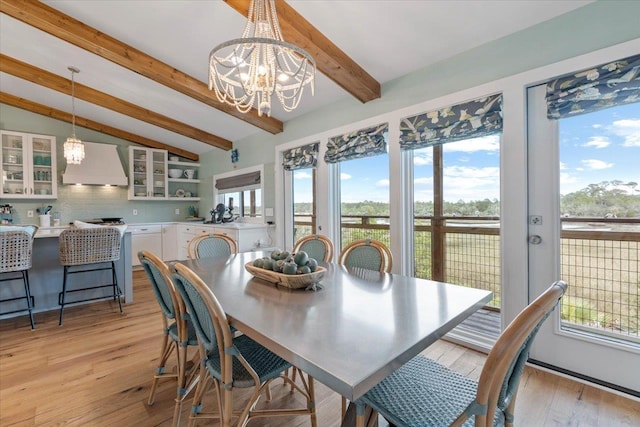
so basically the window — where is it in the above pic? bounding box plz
[213,166,263,221]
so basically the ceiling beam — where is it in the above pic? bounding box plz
[225,0,381,103]
[0,0,283,135]
[0,92,200,161]
[0,54,232,151]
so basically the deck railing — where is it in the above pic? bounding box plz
[294,214,639,340]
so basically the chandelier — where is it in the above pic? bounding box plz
[208,0,316,117]
[64,66,85,165]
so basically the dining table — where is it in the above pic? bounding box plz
[180,251,493,426]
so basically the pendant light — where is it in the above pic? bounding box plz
[64,66,85,165]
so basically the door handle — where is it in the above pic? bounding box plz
[528,235,542,245]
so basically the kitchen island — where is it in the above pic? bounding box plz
[0,226,133,322]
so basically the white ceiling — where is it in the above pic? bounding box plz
[0,0,593,155]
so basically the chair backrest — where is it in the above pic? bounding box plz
[293,234,334,262]
[172,263,233,362]
[471,281,567,427]
[59,227,122,266]
[188,233,238,259]
[138,250,185,330]
[0,225,38,273]
[338,238,392,273]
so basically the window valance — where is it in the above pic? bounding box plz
[324,123,388,164]
[215,171,260,191]
[399,93,503,150]
[282,142,319,171]
[546,53,640,119]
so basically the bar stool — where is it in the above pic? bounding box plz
[58,227,123,325]
[0,225,38,329]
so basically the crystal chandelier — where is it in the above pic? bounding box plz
[64,66,85,165]
[208,0,316,117]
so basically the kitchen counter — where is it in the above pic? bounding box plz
[0,226,133,321]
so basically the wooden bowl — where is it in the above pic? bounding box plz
[245,262,325,289]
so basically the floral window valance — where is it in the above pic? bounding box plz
[282,142,319,171]
[399,93,503,150]
[546,53,640,119]
[324,123,388,164]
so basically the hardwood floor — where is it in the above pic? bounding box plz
[1,270,638,426]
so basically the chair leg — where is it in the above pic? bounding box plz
[22,270,35,329]
[112,261,123,313]
[58,266,68,326]
[147,333,175,405]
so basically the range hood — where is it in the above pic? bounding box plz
[63,141,128,186]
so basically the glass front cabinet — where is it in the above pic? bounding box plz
[1,130,57,199]
[128,146,167,200]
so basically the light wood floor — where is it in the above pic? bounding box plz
[1,270,638,426]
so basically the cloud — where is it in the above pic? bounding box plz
[442,134,500,153]
[592,123,602,129]
[583,136,610,148]
[444,165,499,179]
[293,171,313,180]
[376,179,389,187]
[559,161,568,170]
[340,173,351,180]
[611,119,640,147]
[560,172,579,185]
[414,177,433,186]
[413,151,432,166]
[581,159,613,170]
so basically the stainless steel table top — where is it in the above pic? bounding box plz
[181,251,492,401]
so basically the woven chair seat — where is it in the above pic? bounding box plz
[205,334,292,388]
[59,227,122,266]
[168,319,198,346]
[359,355,503,426]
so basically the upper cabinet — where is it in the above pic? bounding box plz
[1,130,57,199]
[128,147,167,200]
[128,148,200,201]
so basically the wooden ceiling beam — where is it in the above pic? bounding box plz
[0,0,283,135]
[224,0,381,103]
[0,54,232,151]
[0,92,200,161]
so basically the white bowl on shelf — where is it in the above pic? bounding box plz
[168,169,182,178]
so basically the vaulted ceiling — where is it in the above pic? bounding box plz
[0,0,593,160]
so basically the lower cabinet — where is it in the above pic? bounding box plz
[129,224,163,266]
[176,223,270,260]
[177,224,213,260]
[162,224,178,261]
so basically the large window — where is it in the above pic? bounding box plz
[213,166,263,221]
[292,168,316,241]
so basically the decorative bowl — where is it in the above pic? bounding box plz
[168,169,182,178]
[245,262,325,289]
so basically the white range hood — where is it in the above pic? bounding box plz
[62,141,128,186]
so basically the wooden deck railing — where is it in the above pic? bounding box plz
[294,214,639,340]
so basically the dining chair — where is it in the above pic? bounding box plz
[354,280,568,427]
[172,262,317,427]
[138,250,199,427]
[0,225,38,329]
[293,234,334,262]
[187,233,237,260]
[338,238,392,273]
[58,226,123,325]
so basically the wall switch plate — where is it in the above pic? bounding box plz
[265,207,274,217]
[133,209,138,216]
[175,208,180,215]
[27,210,34,218]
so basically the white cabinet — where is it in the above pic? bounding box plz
[214,225,269,253]
[167,157,200,201]
[162,223,178,261]
[129,224,163,266]
[1,130,57,199]
[128,147,167,200]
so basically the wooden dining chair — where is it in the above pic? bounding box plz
[187,233,237,260]
[293,234,334,262]
[138,250,199,427]
[354,280,568,427]
[0,225,38,329]
[338,238,392,273]
[172,262,317,427]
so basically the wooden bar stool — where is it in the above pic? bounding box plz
[0,225,38,329]
[58,227,123,325]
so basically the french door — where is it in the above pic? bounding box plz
[527,85,639,394]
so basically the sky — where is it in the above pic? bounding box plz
[293,102,640,204]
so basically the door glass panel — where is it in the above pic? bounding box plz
[558,102,640,344]
[340,153,390,249]
[292,168,315,241]
[413,135,501,308]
